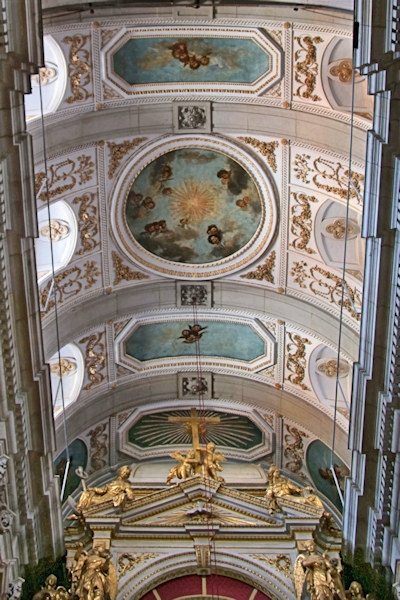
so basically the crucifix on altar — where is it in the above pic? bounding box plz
[166,408,226,484]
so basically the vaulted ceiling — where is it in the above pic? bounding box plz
[31,0,371,514]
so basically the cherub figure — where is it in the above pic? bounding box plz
[166,450,199,484]
[179,324,207,343]
[196,442,226,482]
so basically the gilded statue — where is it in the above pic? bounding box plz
[265,465,323,513]
[294,542,348,600]
[76,465,135,510]
[318,511,342,538]
[32,575,70,600]
[166,450,198,484]
[70,544,117,600]
[166,442,226,484]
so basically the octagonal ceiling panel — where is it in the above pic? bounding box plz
[102,26,283,97]
[119,406,273,461]
[116,314,276,374]
[111,134,278,279]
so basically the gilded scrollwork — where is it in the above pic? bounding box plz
[289,261,361,320]
[290,192,318,254]
[111,251,148,285]
[63,35,93,104]
[40,261,101,315]
[283,424,308,476]
[238,137,279,172]
[293,154,364,202]
[240,251,276,283]
[107,139,147,179]
[285,332,311,390]
[35,155,95,202]
[72,192,100,254]
[117,552,156,577]
[251,554,291,578]
[79,331,106,390]
[88,423,108,471]
[294,35,323,101]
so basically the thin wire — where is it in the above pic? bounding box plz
[192,299,219,598]
[37,69,71,499]
[330,18,359,502]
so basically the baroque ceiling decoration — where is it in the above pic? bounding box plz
[28,4,371,538]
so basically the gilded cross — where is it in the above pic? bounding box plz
[168,408,220,451]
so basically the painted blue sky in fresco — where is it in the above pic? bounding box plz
[125,321,266,362]
[113,37,270,85]
[125,147,262,264]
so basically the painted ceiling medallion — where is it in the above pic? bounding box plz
[112,135,277,279]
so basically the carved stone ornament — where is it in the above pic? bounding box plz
[329,59,354,83]
[39,219,70,241]
[293,153,364,203]
[238,137,279,173]
[323,217,359,240]
[0,455,8,484]
[0,505,13,531]
[117,552,156,578]
[79,331,106,390]
[49,357,77,377]
[173,102,211,133]
[178,105,207,129]
[240,251,276,283]
[251,554,291,578]
[179,372,212,399]
[35,155,95,203]
[63,34,93,104]
[178,282,211,307]
[285,332,311,390]
[316,358,350,378]
[31,64,58,86]
[40,262,101,316]
[111,251,148,285]
[294,35,323,102]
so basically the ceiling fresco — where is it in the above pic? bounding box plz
[113,36,270,85]
[103,26,283,97]
[112,134,277,279]
[125,320,266,362]
[125,147,263,264]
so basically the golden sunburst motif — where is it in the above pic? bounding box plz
[169,178,218,223]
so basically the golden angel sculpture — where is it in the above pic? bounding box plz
[265,465,323,514]
[76,465,135,511]
[293,541,346,600]
[69,544,117,600]
[166,442,226,484]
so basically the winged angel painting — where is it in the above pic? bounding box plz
[125,148,263,264]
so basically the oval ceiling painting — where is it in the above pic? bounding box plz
[125,147,262,265]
